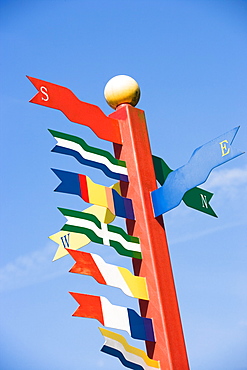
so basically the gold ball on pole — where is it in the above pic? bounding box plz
[104,75,140,109]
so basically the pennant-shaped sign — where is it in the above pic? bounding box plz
[50,201,117,261]
[68,249,148,300]
[70,293,155,342]
[49,230,90,261]
[27,76,122,143]
[52,169,134,220]
[49,129,128,182]
[152,155,217,217]
[99,328,160,370]
[59,207,142,259]
[151,127,244,216]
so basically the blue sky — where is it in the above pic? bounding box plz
[0,1,246,369]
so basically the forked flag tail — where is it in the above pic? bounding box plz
[27,76,122,143]
[70,292,155,342]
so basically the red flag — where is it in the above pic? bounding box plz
[27,76,122,144]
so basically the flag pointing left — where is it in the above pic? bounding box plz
[99,328,160,370]
[49,129,128,182]
[68,249,148,300]
[52,169,135,220]
[49,230,90,261]
[27,76,122,144]
[49,204,117,261]
[58,207,142,259]
[70,292,155,342]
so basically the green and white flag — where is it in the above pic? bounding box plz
[49,129,128,182]
[59,207,142,259]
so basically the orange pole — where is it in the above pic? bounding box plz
[111,104,190,370]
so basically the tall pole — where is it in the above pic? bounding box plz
[105,76,189,369]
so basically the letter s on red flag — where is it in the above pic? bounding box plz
[27,76,122,144]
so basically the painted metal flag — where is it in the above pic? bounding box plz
[152,155,217,217]
[70,293,155,342]
[27,76,122,143]
[99,328,160,370]
[67,249,148,300]
[49,129,128,182]
[59,207,142,259]
[49,230,90,261]
[151,127,244,216]
[52,169,135,220]
[49,204,116,261]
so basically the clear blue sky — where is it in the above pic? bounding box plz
[0,1,246,369]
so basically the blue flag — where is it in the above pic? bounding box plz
[151,127,244,217]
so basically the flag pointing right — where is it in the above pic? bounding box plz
[151,126,244,217]
[152,155,217,217]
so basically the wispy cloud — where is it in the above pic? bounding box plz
[206,166,247,190]
[0,243,68,292]
[204,165,247,208]
[169,219,246,245]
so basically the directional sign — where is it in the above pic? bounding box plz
[49,129,128,182]
[59,207,142,259]
[49,204,117,261]
[151,127,243,216]
[68,249,148,300]
[70,292,155,342]
[29,74,244,370]
[49,230,90,261]
[52,169,135,220]
[27,76,122,143]
[99,328,160,370]
[152,155,217,217]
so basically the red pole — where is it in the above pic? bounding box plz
[110,104,190,370]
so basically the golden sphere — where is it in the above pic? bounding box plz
[104,75,140,109]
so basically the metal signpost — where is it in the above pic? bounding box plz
[28,74,243,370]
